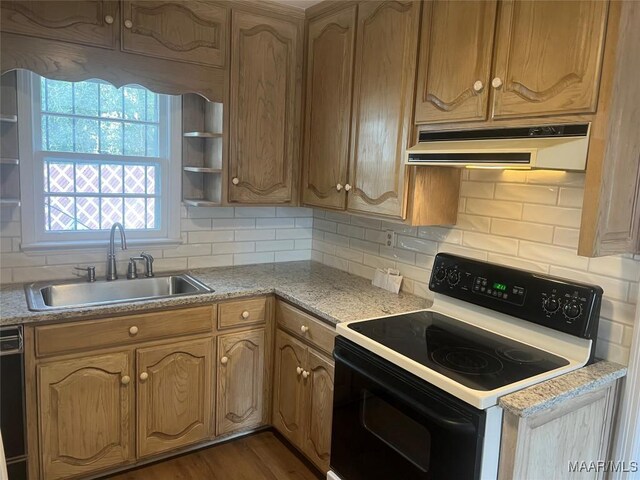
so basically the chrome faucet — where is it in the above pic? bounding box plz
[107,222,127,281]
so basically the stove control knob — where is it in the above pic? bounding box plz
[563,301,582,320]
[447,269,461,286]
[542,297,560,314]
[434,267,447,282]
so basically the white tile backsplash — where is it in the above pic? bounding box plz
[311,170,640,364]
[0,206,312,284]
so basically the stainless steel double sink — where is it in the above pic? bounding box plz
[25,274,213,311]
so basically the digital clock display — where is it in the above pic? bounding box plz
[493,282,507,291]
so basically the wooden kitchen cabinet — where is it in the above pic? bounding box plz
[228,10,301,204]
[347,0,421,219]
[137,338,213,458]
[38,351,133,479]
[301,4,356,210]
[121,1,228,67]
[491,0,609,119]
[0,0,118,49]
[216,328,266,436]
[272,329,307,446]
[414,0,497,124]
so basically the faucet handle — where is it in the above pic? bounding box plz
[74,266,96,283]
[140,252,155,277]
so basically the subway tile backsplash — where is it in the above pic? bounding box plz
[311,169,640,365]
[0,205,313,285]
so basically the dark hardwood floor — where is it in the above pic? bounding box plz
[107,432,323,480]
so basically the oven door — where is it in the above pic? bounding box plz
[330,337,485,480]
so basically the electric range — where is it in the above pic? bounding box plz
[328,253,603,480]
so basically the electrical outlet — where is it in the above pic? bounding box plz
[385,230,395,247]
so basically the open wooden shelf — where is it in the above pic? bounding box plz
[0,158,19,165]
[183,198,221,207]
[183,131,222,138]
[0,113,17,123]
[183,167,222,173]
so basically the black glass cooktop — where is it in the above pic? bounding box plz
[348,311,570,391]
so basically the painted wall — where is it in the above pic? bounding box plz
[311,169,640,364]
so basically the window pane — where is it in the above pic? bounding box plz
[124,165,146,194]
[41,114,48,151]
[146,125,158,157]
[100,164,123,193]
[99,83,123,119]
[43,162,49,193]
[48,162,74,193]
[100,121,123,155]
[100,197,123,229]
[146,166,156,194]
[124,122,145,156]
[74,81,99,116]
[75,118,100,154]
[75,164,99,193]
[44,80,73,114]
[146,198,156,228]
[146,93,158,122]
[48,196,75,230]
[124,86,145,121]
[76,197,100,230]
[46,115,74,152]
[124,198,146,229]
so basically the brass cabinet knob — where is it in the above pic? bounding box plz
[241,310,250,319]
[300,325,309,334]
[139,372,148,381]
[302,370,310,379]
[104,15,114,25]
[296,366,303,375]
[232,177,240,185]
[344,184,352,191]
[124,19,133,29]
[473,80,484,92]
[221,356,229,365]
[491,77,503,89]
[336,183,343,191]
[121,375,130,385]
[129,326,139,336]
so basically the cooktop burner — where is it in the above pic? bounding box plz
[348,311,569,391]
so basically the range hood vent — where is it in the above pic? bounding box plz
[406,124,590,170]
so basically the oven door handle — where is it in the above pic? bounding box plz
[335,347,477,434]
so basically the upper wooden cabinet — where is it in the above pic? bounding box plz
[216,328,266,436]
[228,11,301,204]
[0,0,117,49]
[38,352,133,480]
[347,0,421,219]
[491,0,609,119]
[137,338,213,458]
[301,5,356,210]
[121,1,228,67]
[414,0,497,124]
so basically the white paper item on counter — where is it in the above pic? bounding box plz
[372,268,403,294]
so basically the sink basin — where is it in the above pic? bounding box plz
[25,274,213,311]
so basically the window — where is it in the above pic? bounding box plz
[18,72,181,250]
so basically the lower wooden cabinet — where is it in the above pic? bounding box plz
[273,329,335,473]
[216,328,266,436]
[136,338,213,457]
[38,352,133,480]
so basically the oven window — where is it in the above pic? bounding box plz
[362,390,431,472]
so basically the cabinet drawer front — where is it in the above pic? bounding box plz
[35,305,215,357]
[276,301,336,356]
[218,297,267,329]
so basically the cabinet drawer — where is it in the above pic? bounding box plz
[35,305,215,357]
[218,297,267,330]
[276,301,336,356]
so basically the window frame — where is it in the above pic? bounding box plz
[17,71,182,252]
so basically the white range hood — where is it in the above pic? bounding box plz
[406,124,591,170]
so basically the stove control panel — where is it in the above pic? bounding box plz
[430,253,603,340]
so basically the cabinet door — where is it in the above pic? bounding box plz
[302,349,335,473]
[272,330,307,446]
[38,352,132,480]
[228,11,300,204]
[302,6,356,210]
[121,1,227,67]
[348,1,421,219]
[137,338,212,457]
[491,0,609,119]
[0,0,117,49]
[216,329,266,436]
[414,0,497,124]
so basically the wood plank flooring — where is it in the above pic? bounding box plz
[108,432,323,480]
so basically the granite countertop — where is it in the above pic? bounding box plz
[499,360,627,417]
[0,260,429,327]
